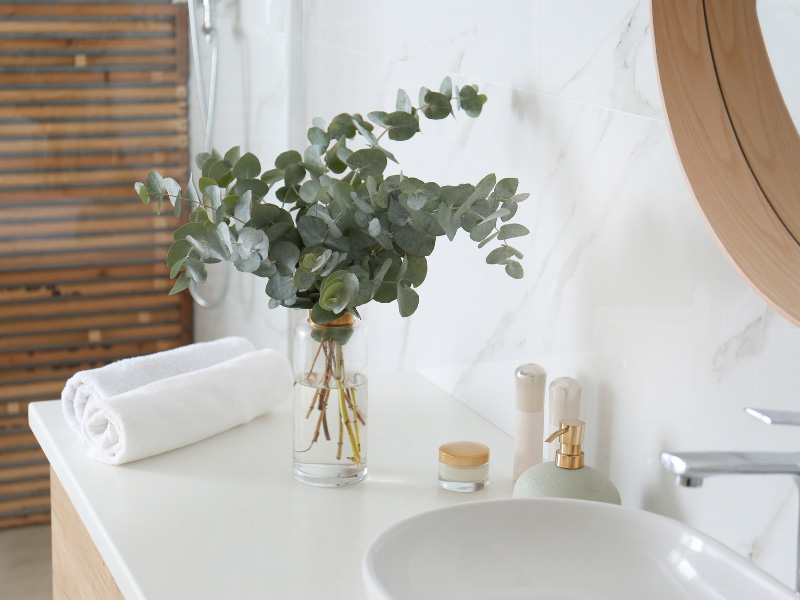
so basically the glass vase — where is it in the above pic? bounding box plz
[293,312,368,487]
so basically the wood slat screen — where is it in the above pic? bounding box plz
[0,0,192,529]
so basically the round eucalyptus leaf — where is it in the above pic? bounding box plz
[505,260,524,279]
[498,223,530,240]
[266,275,296,300]
[422,91,452,120]
[347,147,387,178]
[393,225,436,256]
[397,283,420,317]
[275,150,302,170]
[232,152,261,180]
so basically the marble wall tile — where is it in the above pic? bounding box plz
[538,0,663,119]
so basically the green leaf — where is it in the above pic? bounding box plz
[374,111,420,142]
[486,245,523,264]
[194,152,211,170]
[498,223,530,240]
[368,217,381,237]
[184,257,207,284]
[504,260,524,279]
[261,168,284,186]
[266,275,296,300]
[458,84,487,117]
[169,273,191,295]
[319,270,359,313]
[436,201,459,241]
[224,146,241,165]
[297,215,328,247]
[293,268,317,291]
[347,147,387,178]
[173,222,207,242]
[169,256,187,279]
[237,227,270,259]
[307,126,330,149]
[275,150,302,170]
[166,239,191,268]
[303,145,327,177]
[469,218,496,243]
[234,252,261,273]
[203,184,222,209]
[403,254,427,287]
[282,162,305,188]
[494,178,518,200]
[146,171,166,196]
[477,230,499,249]
[397,284,419,317]
[309,303,340,325]
[234,178,269,200]
[233,190,252,229]
[393,225,436,256]
[481,208,510,222]
[230,152,260,179]
[400,177,427,210]
[134,182,149,204]
[270,241,300,270]
[439,76,453,100]
[423,91,452,120]
[454,173,496,222]
[208,160,232,184]
[396,88,413,114]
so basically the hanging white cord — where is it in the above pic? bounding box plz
[185,0,228,308]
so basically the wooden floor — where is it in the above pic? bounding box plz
[0,524,52,600]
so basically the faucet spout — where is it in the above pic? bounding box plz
[660,451,800,480]
[661,450,800,593]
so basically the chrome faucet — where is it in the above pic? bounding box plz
[661,408,800,594]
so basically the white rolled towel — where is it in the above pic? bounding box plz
[61,337,255,433]
[80,348,292,465]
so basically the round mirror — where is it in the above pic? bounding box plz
[652,0,800,327]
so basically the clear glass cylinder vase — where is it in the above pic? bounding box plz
[293,312,368,487]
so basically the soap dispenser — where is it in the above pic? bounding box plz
[513,419,621,505]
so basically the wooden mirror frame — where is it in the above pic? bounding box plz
[652,0,800,326]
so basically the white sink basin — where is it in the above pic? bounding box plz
[362,498,795,600]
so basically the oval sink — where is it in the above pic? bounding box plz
[363,498,795,600]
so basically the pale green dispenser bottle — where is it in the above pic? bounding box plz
[513,419,621,504]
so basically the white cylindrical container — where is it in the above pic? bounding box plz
[513,364,547,482]
[547,377,582,461]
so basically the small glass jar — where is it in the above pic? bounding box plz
[438,441,490,492]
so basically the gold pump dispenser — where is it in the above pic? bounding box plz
[544,419,585,469]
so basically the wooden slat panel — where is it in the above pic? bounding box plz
[0,150,187,173]
[0,70,180,85]
[0,20,174,34]
[0,293,181,320]
[0,307,178,336]
[0,416,30,430]
[0,37,175,51]
[0,4,175,17]
[0,399,38,417]
[0,431,41,447]
[0,134,187,155]
[0,262,170,286]
[0,85,187,103]
[0,464,50,482]
[0,493,50,513]
[0,339,184,369]
[3,185,151,203]
[0,54,177,68]
[0,247,169,271]
[0,165,184,188]
[0,118,187,137]
[0,213,180,236]
[0,477,50,496]
[0,101,186,120]
[0,230,174,254]
[0,511,50,530]
[0,324,183,360]
[0,278,175,303]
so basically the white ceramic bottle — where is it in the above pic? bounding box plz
[546,377,582,461]
[512,364,547,482]
[513,419,621,505]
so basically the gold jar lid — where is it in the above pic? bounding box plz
[439,441,490,467]
[307,310,355,328]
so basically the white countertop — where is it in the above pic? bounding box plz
[29,372,515,600]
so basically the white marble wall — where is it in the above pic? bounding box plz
[190,0,800,588]
[296,0,800,588]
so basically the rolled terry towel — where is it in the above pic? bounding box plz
[80,348,292,465]
[61,337,255,433]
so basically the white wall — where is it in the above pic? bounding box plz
[298,0,800,588]
[189,0,800,587]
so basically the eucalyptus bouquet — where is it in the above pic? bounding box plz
[135,77,529,474]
